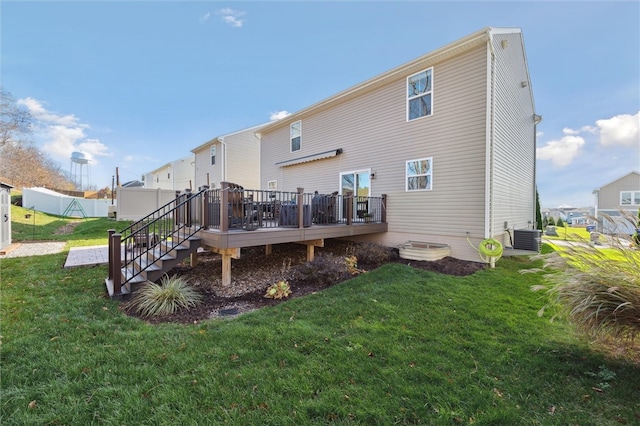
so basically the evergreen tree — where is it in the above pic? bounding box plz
[556,217,564,227]
[547,216,556,226]
[535,189,543,230]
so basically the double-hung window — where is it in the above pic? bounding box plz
[406,157,432,191]
[407,68,433,121]
[290,121,301,152]
[620,191,640,206]
[210,145,216,165]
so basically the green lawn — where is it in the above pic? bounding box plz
[2,211,639,425]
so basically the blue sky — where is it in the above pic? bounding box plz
[2,1,638,208]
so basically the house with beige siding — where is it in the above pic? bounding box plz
[256,27,540,262]
[191,124,266,190]
[593,171,640,235]
[143,155,195,191]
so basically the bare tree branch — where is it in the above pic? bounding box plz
[0,88,33,147]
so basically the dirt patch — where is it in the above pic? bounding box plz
[122,240,485,324]
[54,222,82,235]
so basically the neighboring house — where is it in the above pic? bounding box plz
[191,124,266,190]
[593,171,640,234]
[564,207,594,227]
[257,27,539,262]
[142,155,195,191]
[0,182,13,251]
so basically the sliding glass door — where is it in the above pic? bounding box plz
[340,170,370,220]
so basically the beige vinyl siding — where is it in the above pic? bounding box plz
[193,128,261,190]
[597,172,640,210]
[490,31,536,240]
[193,143,221,189]
[262,45,490,261]
[225,130,261,189]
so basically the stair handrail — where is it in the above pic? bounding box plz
[108,186,208,295]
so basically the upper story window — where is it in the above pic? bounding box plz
[290,121,301,152]
[210,145,216,165]
[407,68,433,121]
[406,157,432,191]
[268,180,277,191]
[620,191,640,206]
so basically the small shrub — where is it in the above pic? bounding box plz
[345,255,362,275]
[292,253,351,286]
[354,242,396,266]
[264,280,291,299]
[128,275,202,317]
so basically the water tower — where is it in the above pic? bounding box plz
[70,151,91,190]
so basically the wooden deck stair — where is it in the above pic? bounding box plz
[106,231,201,298]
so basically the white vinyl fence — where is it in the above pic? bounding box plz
[23,187,111,218]
[115,187,177,221]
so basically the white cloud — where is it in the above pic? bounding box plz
[270,110,291,121]
[596,111,639,147]
[199,12,210,22]
[18,97,111,164]
[537,134,585,167]
[562,125,596,135]
[18,97,84,127]
[218,8,246,28]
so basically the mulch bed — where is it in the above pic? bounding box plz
[121,240,485,324]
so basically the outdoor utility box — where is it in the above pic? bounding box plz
[513,229,542,252]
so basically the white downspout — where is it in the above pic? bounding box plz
[219,136,227,182]
[486,30,497,268]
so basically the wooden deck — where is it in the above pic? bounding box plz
[194,221,388,287]
[196,221,388,249]
[107,184,389,296]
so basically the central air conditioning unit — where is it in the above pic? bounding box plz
[513,229,542,252]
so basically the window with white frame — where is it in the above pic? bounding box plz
[268,180,277,191]
[290,121,301,152]
[406,157,432,191]
[620,190,640,206]
[407,68,433,121]
[210,146,216,165]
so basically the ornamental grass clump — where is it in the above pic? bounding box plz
[128,275,202,318]
[528,218,640,340]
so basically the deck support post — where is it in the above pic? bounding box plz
[295,239,324,262]
[265,244,272,256]
[213,247,241,287]
[307,244,314,262]
[190,251,198,268]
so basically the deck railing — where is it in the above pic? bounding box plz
[202,182,386,231]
